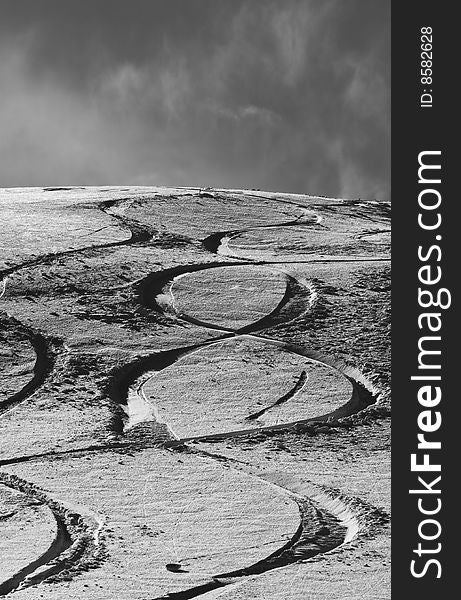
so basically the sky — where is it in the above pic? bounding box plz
[0,0,390,199]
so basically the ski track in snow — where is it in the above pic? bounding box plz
[0,191,389,597]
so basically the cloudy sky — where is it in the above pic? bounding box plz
[1,0,390,199]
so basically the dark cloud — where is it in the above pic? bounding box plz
[0,0,390,199]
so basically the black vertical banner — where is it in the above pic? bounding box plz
[393,2,455,597]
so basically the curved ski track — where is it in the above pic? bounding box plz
[0,192,388,597]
